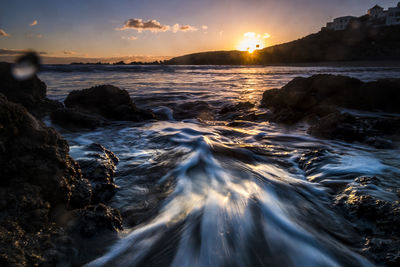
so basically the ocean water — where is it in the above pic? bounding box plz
[39,65,400,266]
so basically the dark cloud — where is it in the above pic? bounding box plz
[172,24,198,33]
[118,18,169,32]
[0,29,10,37]
[0,49,47,55]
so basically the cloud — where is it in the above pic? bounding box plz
[0,49,47,55]
[201,25,208,30]
[27,33,43,38]
[0,29,10,37]
[172,24,197,33]
[30,20,38,27]
[121,36,138,41]
[117,18,199,34]
[118,18,169,32]
[61,50,76,55]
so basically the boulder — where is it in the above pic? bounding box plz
[76,143,119,204]
[308,112,400,147]
[50,108,106,131]
[261,74,400,123]
[0,62,62,117]
[64,85,155,122]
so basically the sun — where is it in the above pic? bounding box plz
[237,32,270,53]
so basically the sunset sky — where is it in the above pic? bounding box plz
[1,0,399,62]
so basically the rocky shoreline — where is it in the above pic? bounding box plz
[1,60,400,266]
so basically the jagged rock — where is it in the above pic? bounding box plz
[0,93,92,265]
[64,85,155,122]
[334,176,400,265]
[69,204,122,238]
[76,143,119,204]
[0,62,62,117]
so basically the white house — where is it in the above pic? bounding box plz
[368,5,387,20]
[326,16,356,31]
[386,2,400,25]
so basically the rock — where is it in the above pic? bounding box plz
[173,100,214,120]
[0,62,63,117]
[0,93,93,265]
[50,107,107,130]
[76,143,119,204]
[64,85,155,122]
[261,74,400,123]
[69,204,122,238]
[0,93,88,206]
[261,75,400,147]
[334,176,400,265]
[308,112,400,147]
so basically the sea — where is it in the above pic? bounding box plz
[39,65,400,266]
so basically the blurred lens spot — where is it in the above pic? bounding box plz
[12,52,40,80]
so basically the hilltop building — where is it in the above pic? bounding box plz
[368,5,386,20]
[387,2,400,25]
[325,16,356,31]
[322,2,400,31]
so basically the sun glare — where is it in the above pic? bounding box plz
[237,32,270,53]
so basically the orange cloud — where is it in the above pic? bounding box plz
[0,29,10,37]
[30,20,38,27]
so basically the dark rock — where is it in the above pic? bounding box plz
[0,62,63,117]
[76,143,119,204]
[64,84,155,122]
[0,93,86,205]
[0,93,93,265]
[334,176,400,265]
[308,112,400,147]
[261,74,400,123]
[50,107,107,130]
[261,75,400,147]
[173,100,214,120]
[70,204,122,238]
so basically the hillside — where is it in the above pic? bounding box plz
[166,24,400,65]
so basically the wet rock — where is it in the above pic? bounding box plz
[70,204,122,238]
[334,176,400,265]
[0,93,92,265]
[173,100,215,120]
[260,75,400,147]
[261,74,400,116]
[64,84,155,122]
[77,143,119,204]
[50,107,107,130]
[308,112,400,147]
[0,62,63,117]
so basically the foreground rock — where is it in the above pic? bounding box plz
[261,74,400,146]
[63,85,155,122]
[75,143,119,204]
[334,176,400,266]
[0,93,121,265]
[0,62,62,117]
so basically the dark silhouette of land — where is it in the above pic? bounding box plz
[166,23,400,65]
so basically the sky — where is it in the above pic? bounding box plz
[1,0,399,63]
